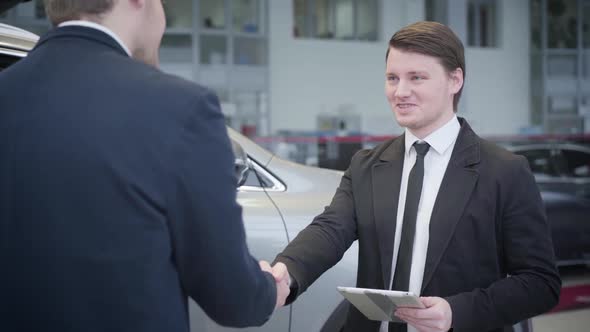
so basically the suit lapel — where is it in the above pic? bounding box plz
[372,136,405,289]
[421,119,480,291]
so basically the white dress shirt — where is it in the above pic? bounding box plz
[58,20,131,56]
[381,115,460,332]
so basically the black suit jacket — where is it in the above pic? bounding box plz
[276,118,560,332]
[0,26,276,332]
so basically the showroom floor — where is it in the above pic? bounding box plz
[533,266,590,332]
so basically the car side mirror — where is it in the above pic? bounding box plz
[231,139,250,187]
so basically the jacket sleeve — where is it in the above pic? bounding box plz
[166,89,276,327]
[446,156,561,330]
[274,160,359,303]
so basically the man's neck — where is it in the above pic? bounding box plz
[58,20,132,57]
[408,111,456,139]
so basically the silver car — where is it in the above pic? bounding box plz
[190,129,359,332]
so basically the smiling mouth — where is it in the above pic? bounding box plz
[396,103,416,109]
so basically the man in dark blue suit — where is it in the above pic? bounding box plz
[0,1,288,331]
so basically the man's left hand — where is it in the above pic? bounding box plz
[394,296,452,332]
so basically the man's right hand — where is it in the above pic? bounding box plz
[270,262,290,287]
[259,261,290,309]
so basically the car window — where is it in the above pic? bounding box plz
[515,149,559,176]
[0,51,21,71]
[240,159,274,188]
[560,149,590,178]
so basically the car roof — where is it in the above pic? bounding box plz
[0,22,39,54]
[506,142,590,153]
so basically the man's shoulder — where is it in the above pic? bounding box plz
[455,119,523,167]
[118,62,219,118]
[131,64,213,102]
[476,137,528,174]
[478,138,522,162]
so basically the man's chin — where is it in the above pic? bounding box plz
[394,114,417,129]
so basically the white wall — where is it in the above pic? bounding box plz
[268,0,531,136]
[269,0,419,135]
[461,0,531,135]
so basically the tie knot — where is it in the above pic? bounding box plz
[413,142,430,157]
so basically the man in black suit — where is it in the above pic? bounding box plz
[0,1,288,331]
[271,21,560,332]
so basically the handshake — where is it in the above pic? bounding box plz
[259,261,291,309]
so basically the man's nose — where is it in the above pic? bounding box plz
[394,80,411,98]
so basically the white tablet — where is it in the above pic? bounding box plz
[337,286,425,322]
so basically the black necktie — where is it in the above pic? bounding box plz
[389,142,430,332]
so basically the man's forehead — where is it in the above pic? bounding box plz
[386,51,441,73]
[387,47,439,61]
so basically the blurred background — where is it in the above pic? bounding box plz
[2,2,589,330]
[2,1,588,146]
[7,0,587,171]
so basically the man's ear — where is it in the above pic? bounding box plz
[449,68,464,94]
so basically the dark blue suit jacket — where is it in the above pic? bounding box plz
[0,26,276,332]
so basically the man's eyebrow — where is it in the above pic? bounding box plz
[385,71,428,75]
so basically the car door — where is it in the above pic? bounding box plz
[262,157,358,332]
[188,144,291,332]
[227,129,358,332]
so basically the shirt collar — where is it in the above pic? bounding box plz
[58,20,131,57]
[404,115,460,156]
